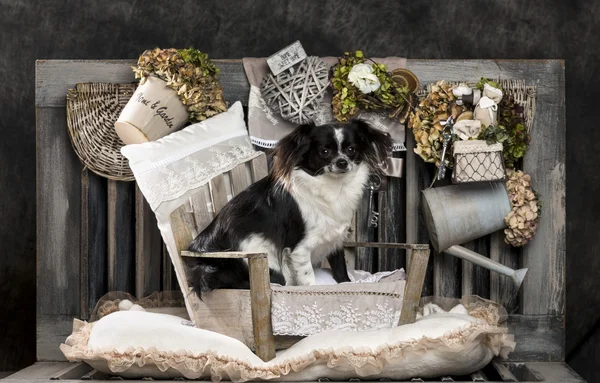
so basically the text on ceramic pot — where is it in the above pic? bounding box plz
[135,93,175,129]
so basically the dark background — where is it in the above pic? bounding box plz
[1,0,598,380]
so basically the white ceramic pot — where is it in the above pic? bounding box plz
[115,76,189,144]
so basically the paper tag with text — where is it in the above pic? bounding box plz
[266,41,307,75]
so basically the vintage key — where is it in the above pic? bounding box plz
[437,117,454,181]
[367,174,381,227]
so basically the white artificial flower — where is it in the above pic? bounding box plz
[452,83,472,97]
[348,63,381,94]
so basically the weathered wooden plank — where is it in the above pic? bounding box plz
[230,162,253,196]
[378,153,407,271]
[404,133,419,265]
[209,174,229,215]
[50,362,93,380]
[37,107,81,317]
[5,362,77,379]
[189,184,214,233]
[36,59,250,108]
[37,60,563,108]
[344,214,357,270]
[107,180,135,293]
[135,187,162,298]
[79,172,89,321]
[36,316,72,361]
[355,187,377,273]
[434,250,462,298]
[182,251,268,259]
[248,256,276,361]
[506,314,564,362]
[526,362,587,383]
[521,61,565,316]
[461,237,490,299]
[344,242,428,250]
[80,170,107,319]
[161,243,175,291]
[492,361,519,382]
[399,248,430,325]
[405,132,435,296]
[490,232,521,314]
[5,362,585,382]
[250,153,269,182]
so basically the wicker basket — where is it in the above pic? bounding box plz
[417,79,537,131]
[66,83,136,181]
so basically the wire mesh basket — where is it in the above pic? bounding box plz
[452,140,506,183]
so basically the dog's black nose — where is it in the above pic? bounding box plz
[336,159,348,169]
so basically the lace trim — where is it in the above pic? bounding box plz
[60,319,515,382]
[466,301,502,326]
[392,142,406,151]
[248,85,279,125]
[453,140,503,154]
[251,135,406,152]
[272,300,401,336]
[418,295,509,326]
[250,136,278,149]
[134,131,250,175]
[272,290,403,298]
[139,138,260,210]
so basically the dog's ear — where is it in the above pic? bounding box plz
[271,123,313,181]
[350,119,393,171]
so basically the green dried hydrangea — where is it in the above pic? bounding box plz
[478,94,530,168]
[133,47,227,122]
[330,50,411,122]
[475,77,503,92]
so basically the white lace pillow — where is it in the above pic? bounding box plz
[121,101,261,321]
[60,309,514,381]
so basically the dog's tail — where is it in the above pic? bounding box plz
[183,257,250,299]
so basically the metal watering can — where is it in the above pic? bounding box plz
[421,182,528,290]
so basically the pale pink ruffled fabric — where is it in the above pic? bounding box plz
[60,300,515,382]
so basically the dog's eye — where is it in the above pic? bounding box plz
[320,148,331,158]
[347,146,355,155]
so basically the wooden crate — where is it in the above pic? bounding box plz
[14,59,581,382]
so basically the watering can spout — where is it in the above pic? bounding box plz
[444,245,528,290]
[513,268,528,291]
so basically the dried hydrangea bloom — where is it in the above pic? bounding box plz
[408,80,460,165]
[503,169,542,247]
[132,47,227,123]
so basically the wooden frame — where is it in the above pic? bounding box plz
[22,58,581,382]
[179,243,430,362]
[182,250,276,361]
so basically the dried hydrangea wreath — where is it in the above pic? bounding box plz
[133,47,227,122]
[330,50,416,123]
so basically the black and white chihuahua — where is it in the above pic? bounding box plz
[185,119,392,296]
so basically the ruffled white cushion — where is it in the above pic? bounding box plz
[60,307,515,381]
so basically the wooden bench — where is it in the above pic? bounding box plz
[4,58,582,382]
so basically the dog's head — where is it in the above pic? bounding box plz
[271,119,393,182]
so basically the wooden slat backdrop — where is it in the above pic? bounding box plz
[35,59,565,363]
